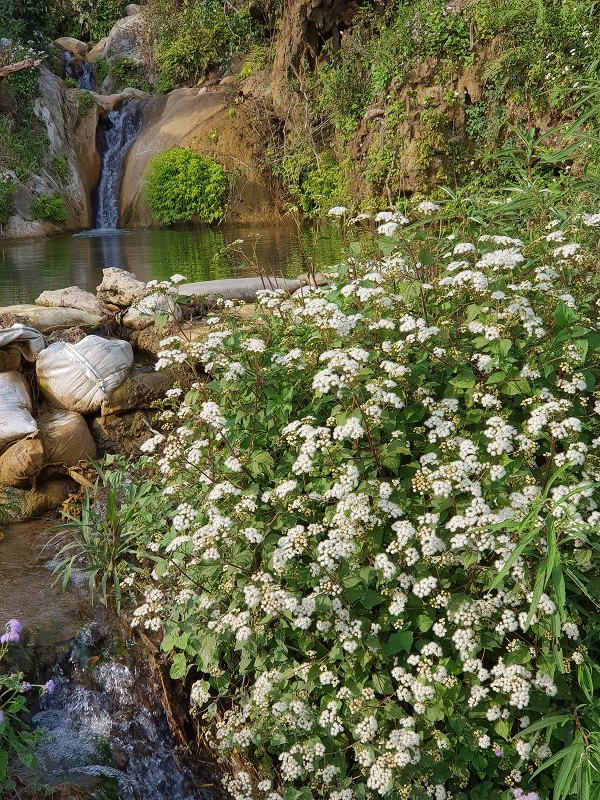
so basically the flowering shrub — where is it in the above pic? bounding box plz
[0,619,55,793]
[128,206,600,800]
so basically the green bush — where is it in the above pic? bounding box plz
[77,89,95,116]
[31,193,67,222]
[0,117,47,182]
[52,154,67,179]
[89,0,123,40]
[93,57,110,84]
[143,147,228,225]
[146,0,254,89]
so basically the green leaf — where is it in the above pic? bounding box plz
[387,631,413,655]
[554,301,578,329]
[359,590,385,609]
[450,371,476,389]
[518,714,572,737]
[578,663,594,703]
[169,652,188,680]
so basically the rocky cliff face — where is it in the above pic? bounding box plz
[120,81,275,227]
[3,67,99,238]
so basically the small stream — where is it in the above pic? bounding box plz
[0,520,220,800]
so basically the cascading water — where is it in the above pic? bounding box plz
[32,632,218,800]
[0,521,222,800]
[94,102,144,230]
[64,50,94,91]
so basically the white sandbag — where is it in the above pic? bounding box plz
[36,335,134,414]
[37,409,98,464]
[0,371,37,451]
[0,325,45,362]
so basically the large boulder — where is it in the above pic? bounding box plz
[2,67,98,238]
[36,286,110,317]
[0,305,103,333]
[179,276,302,304]
[54,37,90,58]
[101,369,175,415]
[120,84,276,227]
[96,268,146,307]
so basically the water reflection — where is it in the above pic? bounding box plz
[0,223,344,305]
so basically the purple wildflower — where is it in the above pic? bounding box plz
[1,618,21,644]
[22,682,31,692]
[494,747,504,757]
[43,679,55,695]
[0,710,4,724]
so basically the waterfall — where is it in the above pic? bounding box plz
[94,101,143,230]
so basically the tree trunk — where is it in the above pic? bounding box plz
[270,0,359,117]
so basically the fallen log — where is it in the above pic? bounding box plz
[0,58,42,78]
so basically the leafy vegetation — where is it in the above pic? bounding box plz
[0,620,52,794]
[30,193,67,222]
[53,459,157,615]
[144,0,256,91]
[56,170,600,799]
[144,147,228,225]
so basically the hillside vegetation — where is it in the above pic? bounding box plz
[3,1,600,221]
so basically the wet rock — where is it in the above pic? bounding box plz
[0,304,103,333]
[54,37,90,57]
[101,369,175,415]
[96,267,146,307]
[110,744,130,770]
[36,286,110,317]
[91,411,150,457]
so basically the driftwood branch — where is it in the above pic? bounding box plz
[0,58,42,78]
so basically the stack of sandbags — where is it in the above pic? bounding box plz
[36,335,134,413]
